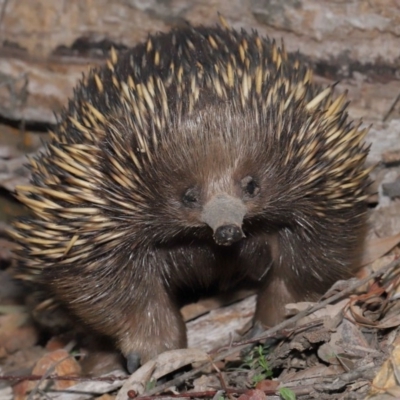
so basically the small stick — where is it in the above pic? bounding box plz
[383,91,400,122]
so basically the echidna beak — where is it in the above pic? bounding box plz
[200,194,247,246]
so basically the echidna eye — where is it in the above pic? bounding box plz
[182,188,200,207]
[241,176,260,197]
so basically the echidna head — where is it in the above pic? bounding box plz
[147,103,276,246]
[180,180,256,246]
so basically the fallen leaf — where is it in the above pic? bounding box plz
[367,344,400,398]
[362,232,400,266]
[116,348,209,400]
[238,389,267,400]
[255,379,279,392]
[27,349,81,392]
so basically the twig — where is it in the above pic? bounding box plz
[0,374,126,384]
[211,361,233,400]
[138,387,278,400]
[0,0,9,44]
[27,354,82,400]
[383,91,400,122]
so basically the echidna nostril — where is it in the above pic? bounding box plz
[214,224,244,246]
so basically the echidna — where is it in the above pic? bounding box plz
[10,23,370,372]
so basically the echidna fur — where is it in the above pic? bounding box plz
[10,23,370,371]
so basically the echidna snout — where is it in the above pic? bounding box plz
[201,194,246,245]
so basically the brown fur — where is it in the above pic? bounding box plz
[10,25,370,368]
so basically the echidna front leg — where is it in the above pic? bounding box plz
[254,224,362,327]
[253,231,300,327]
[116,279,187,372]
[50,253,187,373]
[254,271,299,328]
[122,295,187,372]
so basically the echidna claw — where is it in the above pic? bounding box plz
[126,352,141,373]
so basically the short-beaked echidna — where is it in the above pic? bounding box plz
[10,23,370,372]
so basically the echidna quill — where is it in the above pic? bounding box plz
[10,23,370,372]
